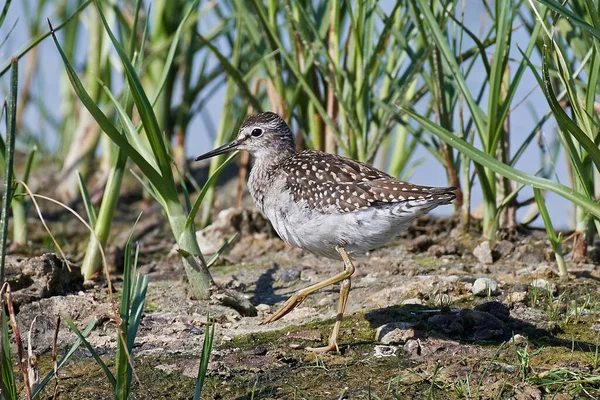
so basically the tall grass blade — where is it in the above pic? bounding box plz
[534,188,567,277]
[93,0,175,188]
[1,310,17,400]
[48,20,167,193]
[186,152,238,229]
[77,171,97,229]
[0,59,17,283]
[63,316,116,388]
[193,317,215,400]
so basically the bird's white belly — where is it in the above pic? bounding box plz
[262,190,433,259]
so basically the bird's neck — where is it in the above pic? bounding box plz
[248,148,295,211]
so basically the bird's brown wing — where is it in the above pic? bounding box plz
[282,151,456,213]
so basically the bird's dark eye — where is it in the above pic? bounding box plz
[251,128,263,137]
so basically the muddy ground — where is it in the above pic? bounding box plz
[6,178,600,399]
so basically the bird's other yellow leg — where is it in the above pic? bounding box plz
[263,246,355,327]
[307,247,355,353]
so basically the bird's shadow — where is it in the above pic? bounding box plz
[249,264,288,305]
[364,302,597,354]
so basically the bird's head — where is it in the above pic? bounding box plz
[195,112,295,161]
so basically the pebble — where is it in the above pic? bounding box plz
[373,345,398,357]
[506,291,527,304]
[279,268,301,282]
[512,334,527,344]
[403,339,421,357]
[473,241,494,264]
[256,304,270,312]
[472,277,499,296]
[401,298,423,305]
[530,278,557,294]
[376,322,421,345]
[494,240,514,259]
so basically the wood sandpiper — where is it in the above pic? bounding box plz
[196,112,456,353]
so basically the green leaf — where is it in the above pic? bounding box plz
[63,315,116,388]
[535,0,600,40]
[48,20,168,194]
[93,0,175,191]
[193,317,215,400]
[77,171,97,229]
[185,152,238,229]
[1,309,17,400]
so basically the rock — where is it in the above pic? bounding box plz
[510,303,560,333]
[473,241,494,264]
[376,322,423,345]
[472,278,499,296]
[5,254,82,309]
[373,345,398,357]
[515,244,544,264]
[403,339,421,357]
[513,283,528,292]
[506,291,527,304]
[512,334,527,345]
[256,304,270,312]
[278,268,301,282]
[401,298,423,305]
[494,240,514,259]
[530,279,557,294]
[17,294,112,354]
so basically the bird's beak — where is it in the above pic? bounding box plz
[195,139,241,161]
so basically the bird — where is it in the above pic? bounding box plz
[196,112,456,353]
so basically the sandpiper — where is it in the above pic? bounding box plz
[196,112,456,353]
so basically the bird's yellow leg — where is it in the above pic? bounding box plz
[264,246,355,326]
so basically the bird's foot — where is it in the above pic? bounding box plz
[305,339,340,354]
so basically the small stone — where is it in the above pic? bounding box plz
[494,240,514,259]
[373,345,398,357]
[472,277,499,296]
[401,298,423,305]
[376,322,421,345]
[256,304,270,312]
[318,294,335,306]
[530,278,557,294]
[512,334,527,345]
[515,244,544,264]
[506,291,527,304]
[473,241,494,264]
[403,339,422,357]
[513,283,528,292]
[360,274,378,284]
[279,268,301,282]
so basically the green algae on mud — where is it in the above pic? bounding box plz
[32,353,198,399]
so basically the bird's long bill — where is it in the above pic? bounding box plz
[195,139,240,161]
